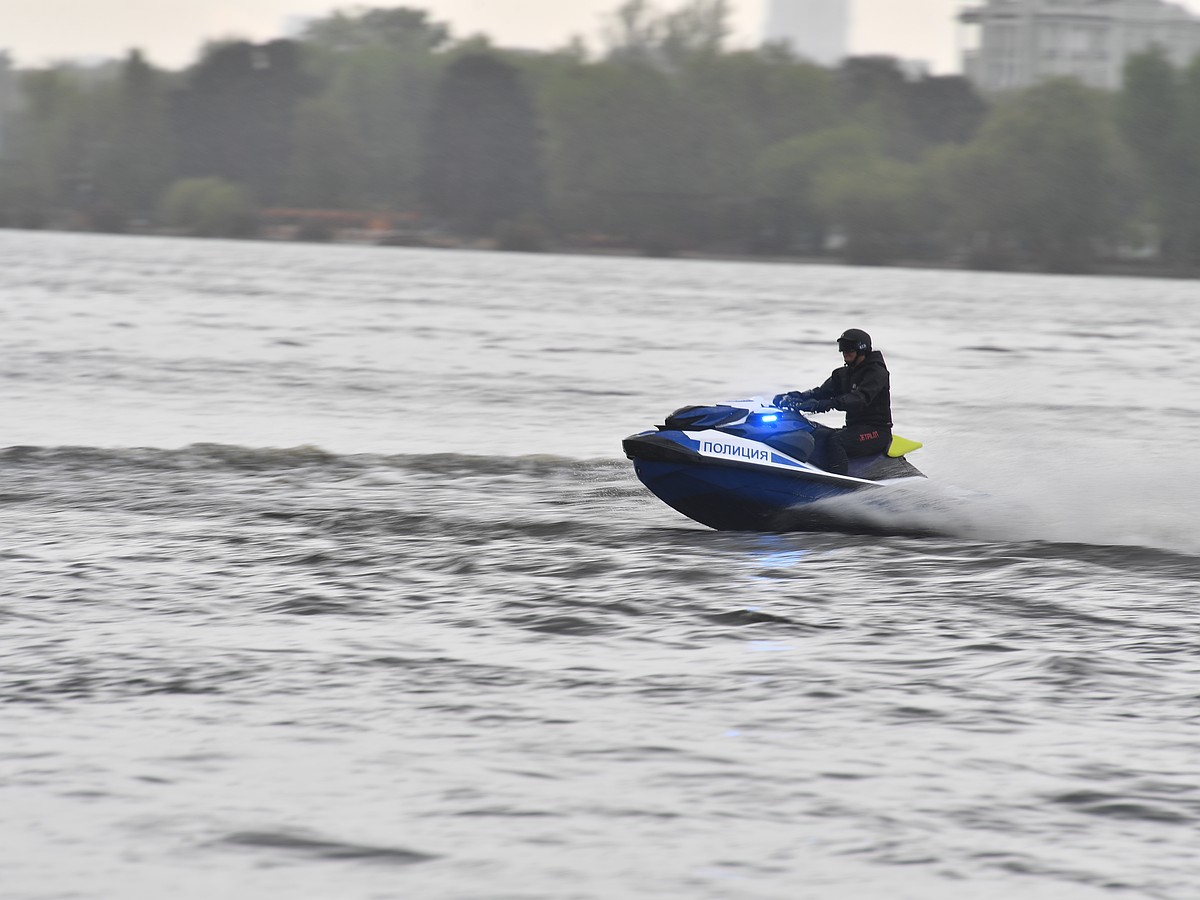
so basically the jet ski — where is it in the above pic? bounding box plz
[623,397,925,532]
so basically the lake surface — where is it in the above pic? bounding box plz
[2,231,1199,899]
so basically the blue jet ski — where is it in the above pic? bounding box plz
[623,398,925,532]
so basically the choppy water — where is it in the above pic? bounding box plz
[2,231,1200,899]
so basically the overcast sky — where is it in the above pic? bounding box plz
[0,0,975,72]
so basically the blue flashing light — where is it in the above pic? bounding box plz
[760,414,779,423]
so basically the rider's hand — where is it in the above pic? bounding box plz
[773,391,810,411]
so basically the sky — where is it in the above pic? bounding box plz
[1,0,976,73]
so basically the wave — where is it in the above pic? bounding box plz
[0,443,621,477]
[3,443,1199,561]
[769,476,1200,562]
[221,831,437,864]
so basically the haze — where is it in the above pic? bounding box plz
[3,0,968,71]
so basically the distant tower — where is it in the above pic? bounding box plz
[764,0,850,66]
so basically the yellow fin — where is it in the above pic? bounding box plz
[888,434,923,458]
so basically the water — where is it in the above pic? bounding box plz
[2,231,1199,899]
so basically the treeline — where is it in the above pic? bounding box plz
[1,1,1198,273]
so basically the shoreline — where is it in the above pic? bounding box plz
[2,223,1197,281]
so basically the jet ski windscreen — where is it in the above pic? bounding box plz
[663,406,745,430]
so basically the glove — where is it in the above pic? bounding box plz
[798,398,834,413]
[772,391,810,411]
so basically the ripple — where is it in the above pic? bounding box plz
[221,831,438,864]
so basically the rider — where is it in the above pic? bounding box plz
[773,328,892,476]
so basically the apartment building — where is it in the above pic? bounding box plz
[960,0,1200,90]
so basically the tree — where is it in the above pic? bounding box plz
[1118,49,1177,180]
[159,176,256,236]
[91,51,174,225]
[172,40,313,204]
[906,75,987,146]
[1171,57,1200,264]
[286,97,367,208]
[753,125,880,254]
[660,0,732,66]
[835,58,987,160]
[420,53,545,234]
[605,0,732,69]
[293,6,451,209]
[943,80,1136,272]
[1118,48,1200,266]
[300,41,443,209]
[815,157,922,265]
[685,50,839,148]
[604,0,665,65]
[538,57,706,250]
[300,7,451,54]
[3,66,92,214]
[538,32,843,253]
[837,56,919,159]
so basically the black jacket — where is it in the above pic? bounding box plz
[807,351,892,429]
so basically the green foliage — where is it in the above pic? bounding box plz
[538,33,843,252]
[1172,58,1200,264]
[159,176,256,237]
[289,5,448,210]
[942,80,1135,272]
[304,42,441,209]
[1119,49,1176,174]
[3,1,1198,274]
[837,57,986,160]
[93,52,175,224]
[816,157,923,265]
[1119,49,1200,266]
[2,66,93,212]
[753,125,881,253]
[605,0,732,69]
[421,53,544,234]
[906,75,988,146]
[659,0,733,65]
[286,96,367,208]
[494,217,546,252]
[604,0,666,65]
[537,59,704,249]
[300,7,451,54]
[172,40,314,205]
[691,51,840,146]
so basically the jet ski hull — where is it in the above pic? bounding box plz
[630,456,870,531]
[623,400,924,532]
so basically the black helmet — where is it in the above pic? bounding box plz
[837,328,871,353]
